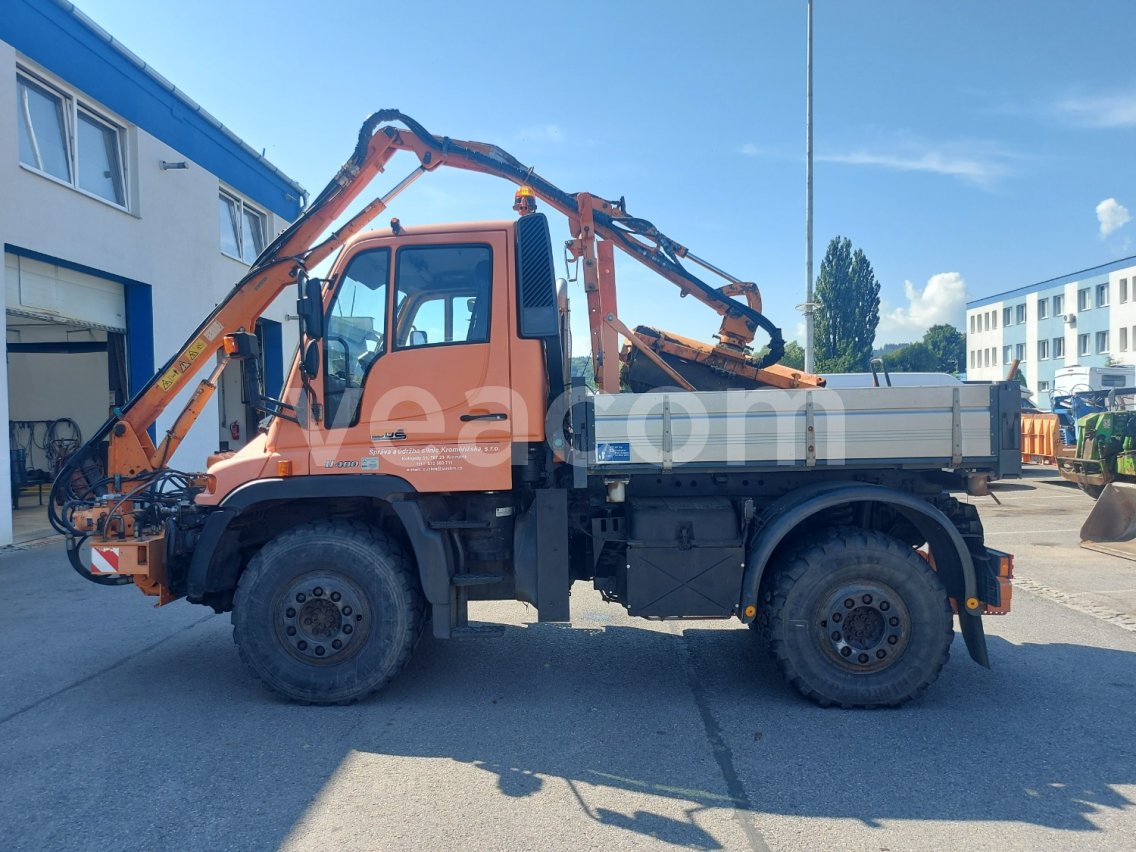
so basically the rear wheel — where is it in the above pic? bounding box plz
[232,520,424,704]
[762,527,952,708]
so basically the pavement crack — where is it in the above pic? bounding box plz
[0,613,217,726]
[677,634,771,852]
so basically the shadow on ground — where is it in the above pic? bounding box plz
[3,595,1133,850]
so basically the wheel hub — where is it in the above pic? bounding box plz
[816,583,910,673]
[275,573,370,665]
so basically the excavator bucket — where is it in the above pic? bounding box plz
[1080,482,1136,560]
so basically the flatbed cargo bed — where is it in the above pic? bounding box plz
[589,381,1020,476]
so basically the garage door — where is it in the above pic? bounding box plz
[4,253,126,331]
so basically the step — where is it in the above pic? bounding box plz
[450,573,505,588]
[450,623,505,638]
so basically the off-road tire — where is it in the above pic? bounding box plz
[232,520,424,704]
[763,526,953,708]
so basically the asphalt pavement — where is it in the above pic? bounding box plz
[1,469,1134,851]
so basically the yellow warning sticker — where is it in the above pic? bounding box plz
[186,338,207,362]
[157,338,210,393]
[158,367,181,392]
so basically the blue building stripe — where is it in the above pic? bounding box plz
[968,255,1136,309]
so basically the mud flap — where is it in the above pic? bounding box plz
[1080,482,1136,561]
[958,610,990,668]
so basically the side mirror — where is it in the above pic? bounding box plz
[301,338,320,379]
[297,275,325,340]
[409,329,428,347]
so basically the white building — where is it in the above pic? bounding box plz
[966,256,1136,408]
[1,0,305,543]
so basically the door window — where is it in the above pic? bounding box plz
[394,245,491,348]
[324,248,390,427]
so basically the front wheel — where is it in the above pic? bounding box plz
[761,527,953,708]
[232,520,424,704]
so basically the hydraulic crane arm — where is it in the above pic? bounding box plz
[52,110,788,522]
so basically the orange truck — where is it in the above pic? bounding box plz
[51,111,1019,708]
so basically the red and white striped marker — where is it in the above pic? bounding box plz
[90,546,121,575]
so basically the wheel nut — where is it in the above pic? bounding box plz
[332,639,342,650]
[314,587,324,597]
[296,593,306,603]
[286,626,296,636]
[832,612,842,623]
[880,601,890,611]
[840,646,852,657]
[297,640,308,651]
[343,606,352,617]
[343,624,353,634]
[286,607,296,618]
[887,635,898,645]
[862,594,873,604]
[858,653,869,664]
[331,592,341,602]
[844,599,855,609]
[315,646,325,656]
[889,616,900,627]
[877,649,887,659]
[831,631,841,641]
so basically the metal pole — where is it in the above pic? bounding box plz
[804,0,815,373]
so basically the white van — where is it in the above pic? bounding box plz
[1052,364,1136,398]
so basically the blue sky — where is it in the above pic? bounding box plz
[76,0,1136,350]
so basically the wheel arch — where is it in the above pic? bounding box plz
[741,482,988,666]
[186,475,455,615]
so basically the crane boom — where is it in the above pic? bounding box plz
[53,110,793,516]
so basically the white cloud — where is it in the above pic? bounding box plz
[1097,197,1131,238]
[820,148,1009,188]
[876,272,968,344]
[516,124,564,143]
[738,143,765,157]
[1056,90,1136,128]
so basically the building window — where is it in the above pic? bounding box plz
[1079,334,1090,356]
[1098,330,1109,353]
[1122,327,1129,352]
[16,70,127,208]
[982,313,989,332]
[992,347,997,366]
[1016,304,1026,324]
[1078,288,1091,311]
[1038,339,1049,360]
[1053,294,1064,316]
[969,350,976,369]
[1039,380,1050,392]
[1002,307,1012,326]
[1015,343,1025,362]
[219,191,267,263]
[1053,337,1065,358]
[1097,283,1109,307]
[1037,298,1048,320]
[970,315,976,334]
[1003,345,1012,364]
[1122,279,1129,304]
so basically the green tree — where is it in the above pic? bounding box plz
[814,236,881,373]
[754,340,806,371]
[780,340,806,370]
[922,324,965,374]
[883,341,938,372]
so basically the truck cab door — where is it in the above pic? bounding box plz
[313,230,514,491]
